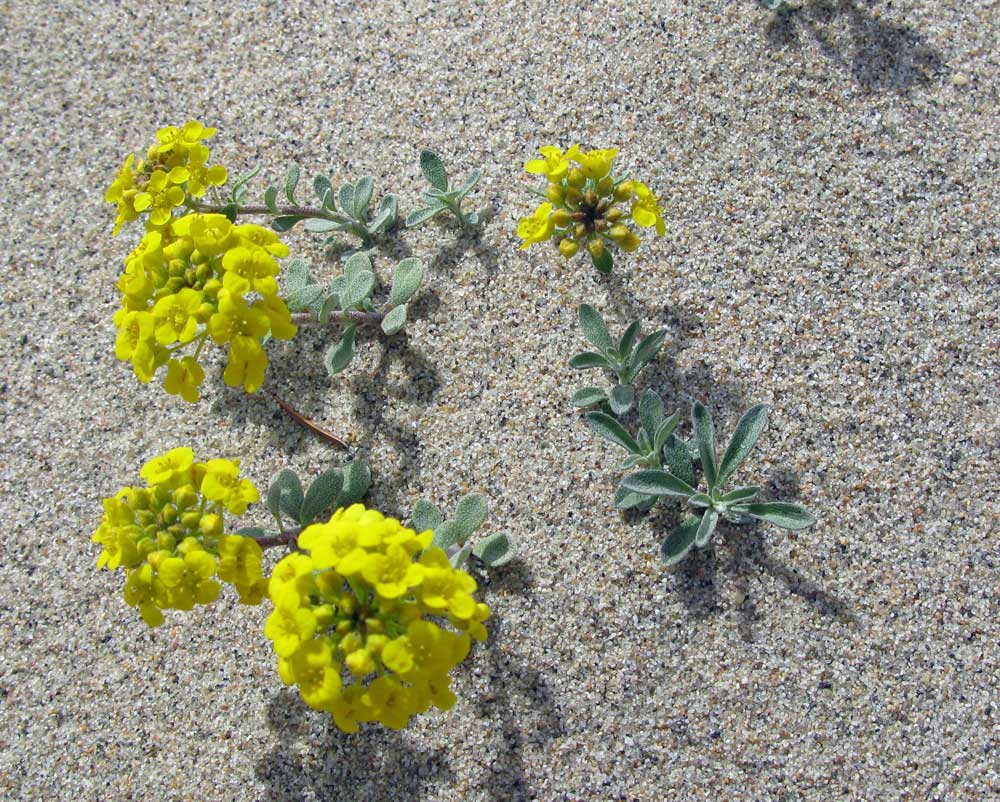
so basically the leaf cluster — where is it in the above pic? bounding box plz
[620,402,816,566]
[405,150,481,229]
[265,166,399,246]
[284,251,424,375]
[569,304,667,415]
[410,494,516,569]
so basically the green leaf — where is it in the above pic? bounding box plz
[370,194,398,233]
[236,526,267,539]
[433,519,464,550]
[299,468,344,526]
[318,293,340,324]
[587,412,641,454]
[343,251,372,280]
[324,326,356,375]
[267,469,304,523]
[571,386,607,408]
[341,270,375,309]
[285,284,325,313]
[419,149,450,191]
[695,510,719,547]
[719,486,760,504]
[285,259,313,292]
[663,433,695,487]
[607,384,635,416]
[613,485,656,510]
[338,182,355,218]
[454,168,481,201]
[285,165,301,203]
[381,304,407,335]
[336,460,371,507]
[618,320,641,361]
[730,502,817,530]
[405,205,446,227]
[272,215,306,232]
[569,352,613,370]
[591,248,613,273]
[451,494,487,538]
[312,175,332,206]
[621,470,697,499]
[629,329,667,373]
[638,390,664,442]
[472,532,517,567]
[688,492,713,508]
[653,410,681,454]
[264,186,279,214]
[716,404,769,488]
[411,500,443,533]
[577,304,614,352]
[390,258,424,306]
[661,516,701,566]
[449,543,473,569]
[304,218,340,233]
[352,176,374,220]
[692,401,718,490]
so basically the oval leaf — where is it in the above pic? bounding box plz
[299,468,344,525]
[662,517,700,566]
[451,494,487,538]
[324,326,356,375]
[304,218,340,233]
[390,257,424,306]
[472,532,517,567]
[731,502,817,531]
[618,320,642,360]
[285,164,301,202]
[433,519,464,550]
[411,500,443,533]
[353,176,374,219]
[336,460,371,507]
[613,485,658,510]
[587,412,641,454]
[692,401,718,489]
[406,205,445,227]
[608,384,635,416]
[578,304,614,352]
[263,185,279,214]
[569,352,612,370]
[694,510,719,547]
[571,387,607,408]
[267,469,304,523]
[338,182,355,218]
[381,304,407,336]
[621,469,697,499]
[343,251,373,280]
[271,215,306,232]
[638,390,664,441]
[419,149,450,191]
[716,404,769,488]
[342,270,375,309]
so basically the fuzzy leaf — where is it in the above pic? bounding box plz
[338,182,355,218]
[267,469,304,523]
[304,218,340,233]
[569,352,613,370]
[324,326,356,375]
[719,486,760,504]
[369,194,398,233]
[451,494,487,538]
[472,532,517,567]
[571,387,607,408]
[263,185,279,214]
[411,500,443,533]
[285,165,301,203]
[716,404,769,488]
[299,468,344,526]
[390,258,424,306]
[449,543,473,569]
[341,270,375,309]
[695,510,719,547]
[433,520,464,550]
[630,329,667,372]
[638,390,664,442]
[353,176,374,220]
[336,460,371,507]
[343,251,372,280]
[688,493,713,508]
[613,485,657,510]
[692,401,718,490]
[607,384,635,416]
[419,149,450,191]
[271,215,306,232]
[591,248,613,273]
[621,469,697,499]
[661,516,701,566]
[285,259,313,292]
[285,284,325,313]
[236,526,267,539]
[454,169,481,200]
[653,410,681,454]
[405,205,446,227]
[381,304,407,335]
[318,293,340,324]
[578,305,614,352]
[662,433,695,487]
[618,320,641,361]
[730,502,817,530]
[587,412,641,454]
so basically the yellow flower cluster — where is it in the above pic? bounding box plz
[265,504,490,732]
[518,145,666,267]
[105,120,228,236]
[113,213,297,400]
[92,447,267,627]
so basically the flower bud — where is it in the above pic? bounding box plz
[195,264,213,283]
[551,209,572,228]
[314,604,335,628]
[609,224,630,243]
[559,238,580,258]
[573,223,588,240]
[177,535,203,555]
[546,183,565,204]
[345,648,374,677]
[364,617,384,634]
[136,509,156,527]
[199,513,223,538]
[605,207,625,222]
[164,277,185,295]
[588,238,606,259]
[565,187,583,206]
[137,538,157,560]
[583,191,598,207]
[620,232,642,252]
[174,485,198,509]
[336,619,354,636]
[366,633,388,655]
[338,592,357,616]
[340,631,363,654]
[596,176,615,196]
[160,503,179,525]
[614,181,635,202]
[156,531,177,552]
[181,511,202,529]
[567,168,586,188]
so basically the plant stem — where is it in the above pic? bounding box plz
[255,529,301,549]
[291,310,384,327]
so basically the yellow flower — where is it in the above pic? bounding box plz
[223,335,268,393]
[152,288,202,345]
[572,146,618,180]
[524,145,572,183]
[156,550,221,611]
[140,446,195,487]
[361,543,425,599]
[216,535,263,586]
[630,181,666,235]
[221,246,280,297]
[200,458,259,514]
[163,357,205,403]
[264,598,318,657]
[208,291,270,344]
[132,170,186,228]
[516,202,554,250]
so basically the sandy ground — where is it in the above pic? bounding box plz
[0,1,997,800]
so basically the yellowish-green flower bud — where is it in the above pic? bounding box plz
[340,631,363,654]
[137,538,157,559]
[551,209,572,227]
[584,191,598,207]
[565,187,583,205]
[336,619,353,636]
[614,181,635,202]
[314,604,335,628]
[345,648,374,677]
[588,238,606,259]
[199,513,223,537]
[596,176,615,196]
[160,503,178,525]
[177,535,203,555]
[136,509,156,527]
[157,531,177,552]
[573,223,588,240]
[559,238,580,258]
[567,168,586,188]
[180,510,202,529]
[338,593,356,616]
[366,633,388,654]
[605,207,625,222]
[546,183,565,204]
[609,224,630,242]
